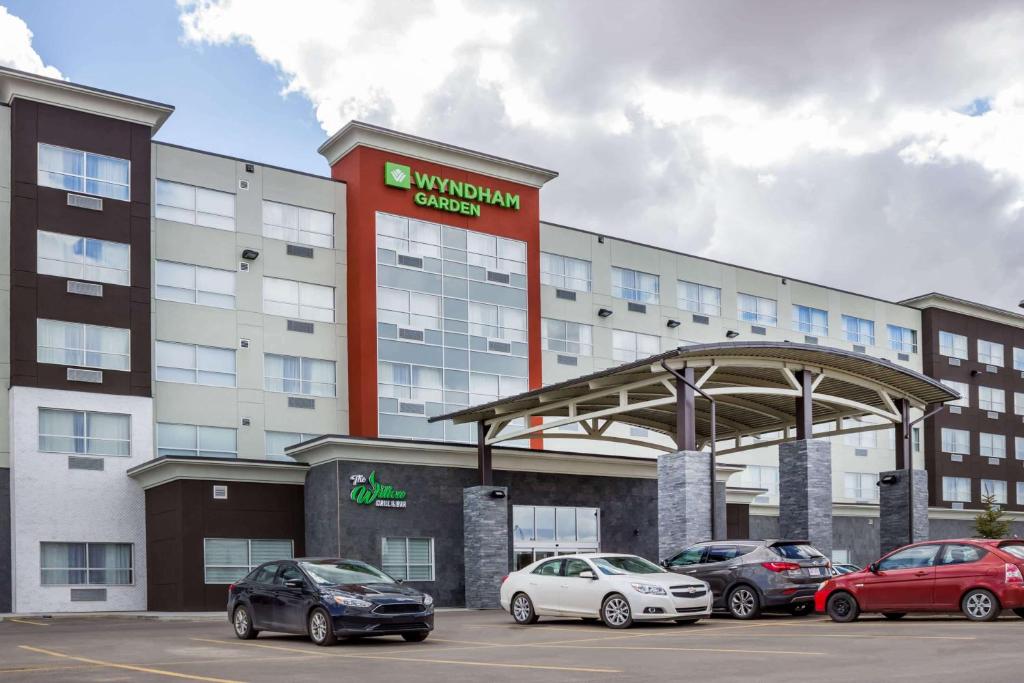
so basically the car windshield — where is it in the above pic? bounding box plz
[591,556,665,575]
[299,560,395,586]
[1000,544,1024,560]
[771,543,823,560]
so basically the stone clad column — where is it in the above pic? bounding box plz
[658,451,712,561]
[778,439,833,557]
[463,485,509,609]
[879,469,929,556]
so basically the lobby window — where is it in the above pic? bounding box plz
[512,506,599,545]
[156,341,236,387]
[264,354,336,397]
[978,386,1005,413]
[377,287,441,331]
[265,431,316,462]
[981,479,1008,505]
[941,427,970,455]
[737,293,777,326]
[611,267,659,304]
[732,465,779,504]
[843,473,879,502]
[941,380,970,408]
[942,477,971,503]
[977,339,1004,366]
[38,408,130,457]
[38,143,129,201]
[1014,347,1024,371]
[841,315,875,345]
[155,261,236,309]
[793,305,829,336]
[542,318,593,356]
[155,179,235,231]
[678,281,722,316]
[37,230,130,286]
[157,423,237,459]
[541,252,591,292]
[887,325,918,354]
[378,362,442,404]
[204,539,293,584]
[612,330,659,363]
[37,319,130,371]
[262,200,334,248]
[263,277,335,322]
[469,302,528,343]
[381,538,434,581]
[980,433,1006,459]
[40,542,133,585]
[939,331,968,359]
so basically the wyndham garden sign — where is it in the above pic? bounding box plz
[384,161,520,218]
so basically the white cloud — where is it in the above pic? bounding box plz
[0,5,62,79]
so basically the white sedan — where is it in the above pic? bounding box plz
[499,553,712,629]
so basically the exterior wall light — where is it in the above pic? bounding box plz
[666,319,681,328]
[725,330,740,338]
[489,490,507,499]
[879,474,898,485]
[597,308,613,318]
[241,248,260,260]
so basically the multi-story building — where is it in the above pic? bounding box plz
[0,66,1020,613]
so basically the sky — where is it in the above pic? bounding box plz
[3,0,1024,311]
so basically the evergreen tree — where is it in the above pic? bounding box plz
[974,494,1011,539]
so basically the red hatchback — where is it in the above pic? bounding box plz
[816,539,1024,622]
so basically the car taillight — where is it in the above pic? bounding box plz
[501,575,508,584]
[228,583,235,593]
[1005,563,1023,584]
[762,561,801,572]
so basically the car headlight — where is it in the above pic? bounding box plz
[423,594,434,607]
[333,595,373,608]
[630,582,667,596]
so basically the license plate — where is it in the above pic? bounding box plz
[807,567,824,576]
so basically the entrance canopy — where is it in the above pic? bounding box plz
[432,342,958,457]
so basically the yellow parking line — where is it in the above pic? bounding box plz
[546,644,824,656]
[190,638,621,674]
[5,618,49,627]
[17,646,243,683]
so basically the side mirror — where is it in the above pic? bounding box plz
[396,578,404,584]
[578,570,596,580]
[285,579,305,589]
[660,559,669,568]
[868,563,879,574]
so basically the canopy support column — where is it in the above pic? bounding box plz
[477,420,493,486]
[893,398,911,470]
[675,367,697,451]
[794,370,813,439]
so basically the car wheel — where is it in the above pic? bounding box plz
[962,589,1000,622]
[787,603,812,616]
[511,593,539,625]
[674,618,700,625]
[826,592,860,623]
[727,586,761,620]
[401,632,429,642]
[232,606,259,640]
[601,593,634,629]
[308,607,337,646]
[882,612,907,620]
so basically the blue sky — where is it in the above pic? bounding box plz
[5,0,328,174]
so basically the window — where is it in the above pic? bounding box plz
[978,386,1005,412]
[678,281,721,316]
[980,433,1006,459]
[1019,482,1024,504]
[939,331,968,359]
[512,506,599,544]
[377,287,441,330]
[157,423,237,458]
[156,341,236,387]
[155,261,235,309]
[37,230,129,285]
[263,277,334,322]
[1017,436,1024,461]
[878,544,940,570]
[466,233,526,274]
[468,302,528,343]
[265,431,316,461]
[842,315,875,345]
[540,252,591,292]
[732,465,779,503]
[667,546,705,567]
[378,362,443,404]
[381,538,434,581]
[939,544,987,565]
[981,479,1007,504]
[941,428,970,455]
[40,542,133,585]
[943,476,971,503]
[38,143,129,201]
[262,200,334,248]
[843,417,878,448]
[612,330,659,363]
[542,319,593,356]
[37,319,129,371]
[1015,347,1024,371]
[793,305,829,336]
[264,354,336,397]
[941,380,969,408]
[978,339,1004,366]
[737,293,777,326]
[204,538,294,584]
[155,179,235,230]
[377,214,442,258]
[843,473,878,501]
[888,325,918,354]
[38,409,130,456]
[611,266,659,304]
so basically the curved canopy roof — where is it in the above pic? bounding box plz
[431,342,959,454]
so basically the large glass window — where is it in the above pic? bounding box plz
[942,477,971,503]
[540,253,591,292]
[981,479,1007,504]
[793,305,829,336]
[980,433,1006,459]
[38,143,129,201]
[263,277,334,322]
[155,179,235,231]
[41,542,133,585]
[978,339,1004,366]
[512,506,599,545]
[888,325,918,354]
[737,293,777,326]
[978,386,1005,412]
[157,423,237,458]
[381,538,434,581]
[156,341,236,387]
[265,431,316,462]
[264,354,336,397]
[468,302,528,343]
[378,362,443,404]
[377,287,441,330]
[941,380,969,408]
[1014,347,1024,372]
[541,318,593,356]
[37,319,129,371]
[677,281,721,316]
[941,428,970,455]
[377,214,442,258]
[731,465,779,504]
[37,231,130,285]
[841,315,875,345]
[204,538,293,584]
[612,330,659,363]
[611,267,659,304]
[262,200,334,248]
[843,473,878,501]
[38,409,130,456]
[155,261,235,309]
[939,331,968,359]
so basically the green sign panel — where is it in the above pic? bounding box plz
[350,472,408,509]
[383,160,520,218]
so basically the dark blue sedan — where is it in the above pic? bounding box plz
[227,558,434,646]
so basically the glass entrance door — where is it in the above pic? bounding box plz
[512,505,600,570]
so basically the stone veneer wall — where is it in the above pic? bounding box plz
[463,486,509,609]
[779,439,833,558]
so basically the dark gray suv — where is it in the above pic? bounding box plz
[662,540,830,619]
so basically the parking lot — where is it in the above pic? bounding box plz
[0,610,1021,682]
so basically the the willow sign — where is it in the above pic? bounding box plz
[349,472,408,509]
